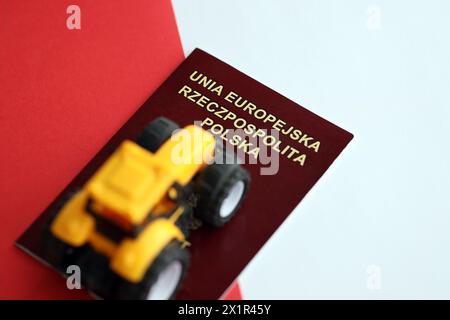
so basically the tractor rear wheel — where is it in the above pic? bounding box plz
[136,117,179,153]
[194,163,250,227]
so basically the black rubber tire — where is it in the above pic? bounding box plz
[41,191,86,270]
[77,247,119,296]
[113,240,189,300]
[136,117,180,153]
[194,163,250,227]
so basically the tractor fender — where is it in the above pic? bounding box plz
[111,219,185,283]
[50,191,95,247]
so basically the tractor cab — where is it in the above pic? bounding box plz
[86,140,170,228]
[85,125,216,229]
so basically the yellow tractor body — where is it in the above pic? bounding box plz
[51,124,215,283]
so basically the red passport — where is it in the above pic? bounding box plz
[17,48,353,299]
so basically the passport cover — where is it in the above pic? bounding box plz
[17,48,353,299]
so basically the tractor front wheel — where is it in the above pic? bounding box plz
[41,192,86,270]
[113,240,189,300]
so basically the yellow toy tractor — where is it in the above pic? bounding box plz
[41,117,250,299]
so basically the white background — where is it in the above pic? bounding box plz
[172,0,450,299]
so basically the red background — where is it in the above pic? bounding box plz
[0,0,184,299]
